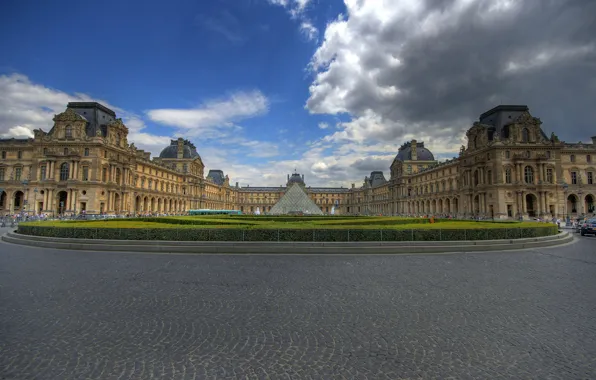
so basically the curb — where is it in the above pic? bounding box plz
[2,231,574,254]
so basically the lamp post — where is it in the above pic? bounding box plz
[22,179,29,218]
[33,188,38,215]
[562,183,569,225]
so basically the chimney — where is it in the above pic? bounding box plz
[235,182,239,188]
[177,138,184,159]
[411,139,417,161]
[352,183,355,188]
[302,174,304,181]
[592,136,596,145]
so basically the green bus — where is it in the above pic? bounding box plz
[188,209,242,216]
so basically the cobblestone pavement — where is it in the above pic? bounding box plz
[1,230,595,379]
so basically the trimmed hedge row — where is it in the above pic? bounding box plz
[17,225,558,242]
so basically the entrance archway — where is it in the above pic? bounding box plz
[57,191,68,214]
[585,194,595,214]
[135,195,141,213]
[567,194,578,214]
[0,191,6,212]
[13,191,24,212]
[526,193,537,218]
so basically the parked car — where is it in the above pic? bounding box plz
[580,218,596,236]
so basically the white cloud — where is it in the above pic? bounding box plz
[146,90,269,137]
[318,122,329,129]
[267,0,318,41]
[306,0,596,149]
[300,21,318,41]
[1,126,34,138]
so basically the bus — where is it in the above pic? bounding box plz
[188,209,242,216]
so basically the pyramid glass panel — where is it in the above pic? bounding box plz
[269,183,324,215]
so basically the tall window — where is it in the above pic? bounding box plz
[102,167,107,182]
[1,151,5,159]
[407,165,412,174]
[571,171,577,185]
[15,167,22,181]
[505,150,510,159]
[505,168,512,184]
[183,164,188,172]
[588,172,593,185]
[84,148,89,156]
[570,154,575,163]
[524,166,534,184]
[115,134,121,147]
[65,125,73,139]
[487,170,492,185]
[546,168,553,183]
[546,151,551,159]
[60,163,69,181]
[43,148,48,155]
[82,166,89,181]
[588,155,592,163]
[17,150,22,159]
[522,128,529,143]
[0,167,4,181]
[40,165,47,180]
[473,170,479,186]
[115,169,121,185]
[64,148,68,155]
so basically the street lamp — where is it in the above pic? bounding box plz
[21,179,29,218]
[33,188,38,215]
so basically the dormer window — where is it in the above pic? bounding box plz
[522,128,529,143]
[65,125,73,139]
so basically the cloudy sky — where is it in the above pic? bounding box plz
[1,0,595,187]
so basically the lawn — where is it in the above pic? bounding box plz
[21,216,550,230]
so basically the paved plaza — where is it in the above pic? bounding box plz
[1,229,595,379]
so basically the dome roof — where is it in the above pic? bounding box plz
[159,139,200,159]
[287,172,305,186]
[394,141,435,162]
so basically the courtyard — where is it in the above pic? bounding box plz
[0,230,595,379]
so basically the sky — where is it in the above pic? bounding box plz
[1,0,595,187]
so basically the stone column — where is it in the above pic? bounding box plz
[537,192,543,215]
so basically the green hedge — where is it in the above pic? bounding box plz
[17,225,558,242]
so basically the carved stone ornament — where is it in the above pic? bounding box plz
[53,108,86,122]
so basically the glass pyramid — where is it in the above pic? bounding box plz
[269,183,324,215]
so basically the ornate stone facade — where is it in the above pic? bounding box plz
[349,105,596,219]
[1,103,594,219]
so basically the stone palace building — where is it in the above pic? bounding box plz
[0,102,594,219]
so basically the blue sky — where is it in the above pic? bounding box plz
[1,0,595,187]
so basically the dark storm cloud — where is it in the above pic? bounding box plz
[308,0,596,143]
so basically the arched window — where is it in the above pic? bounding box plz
[505,168,512,184]
[522,128,529,143]
[524,166,534,184]
[65,125,73,139]
[60,163,69,181]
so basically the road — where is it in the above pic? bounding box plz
[1,229,595,379]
